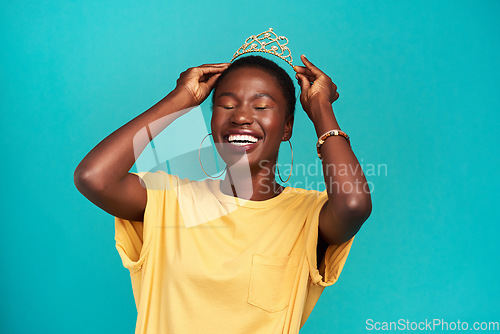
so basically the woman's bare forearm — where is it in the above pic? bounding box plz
[74,89,192,190]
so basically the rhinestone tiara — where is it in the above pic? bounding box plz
[230,28,294,69]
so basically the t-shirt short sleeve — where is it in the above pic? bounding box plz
[114,170,176,274]
[305,190,355,287]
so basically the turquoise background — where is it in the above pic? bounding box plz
[1,0,498,333]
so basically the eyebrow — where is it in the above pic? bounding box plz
[215,92,276,102]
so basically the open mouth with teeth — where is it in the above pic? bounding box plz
[226,134,261,147]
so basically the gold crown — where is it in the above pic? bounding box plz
[230,28,294,69]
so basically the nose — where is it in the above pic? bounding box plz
[230,105,254,125]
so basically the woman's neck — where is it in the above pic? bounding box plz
[220,162,285,201]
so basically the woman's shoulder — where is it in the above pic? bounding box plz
[133,170,197,191]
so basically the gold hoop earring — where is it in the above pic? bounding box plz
[199,133,227,179]
[276,139,293,183]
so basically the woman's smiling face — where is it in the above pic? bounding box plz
[211,66,293,168]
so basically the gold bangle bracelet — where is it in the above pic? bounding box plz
[316,129,351,160]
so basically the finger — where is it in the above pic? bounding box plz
[205,72,222,87]
[198,63,231,67]
[194,66,228,78]
[293,65,316,76]
[199,65,230,72]
[296,72,316,84]
[200,71,222,82]
[199,73,209,82]
[302,74,316,82]
[294,66,319,84]
[300,54,324,76]
[295,73,310,92]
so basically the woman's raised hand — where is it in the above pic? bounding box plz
[294,55,339,118]
[173,63,230,108]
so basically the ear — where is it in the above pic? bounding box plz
[282,116,294,141]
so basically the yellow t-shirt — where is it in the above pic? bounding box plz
[114,170,354,334]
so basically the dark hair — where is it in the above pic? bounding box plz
[210,55,296,121]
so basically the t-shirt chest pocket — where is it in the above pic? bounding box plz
[247,253,300,313]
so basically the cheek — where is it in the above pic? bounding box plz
[260,112,286,133]
[210,110,226,139]
[210,110,222,129]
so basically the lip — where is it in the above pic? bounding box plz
[223,129,262,138]
[221,129,263,153]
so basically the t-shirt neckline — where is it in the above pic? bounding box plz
[210,179,291,208]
